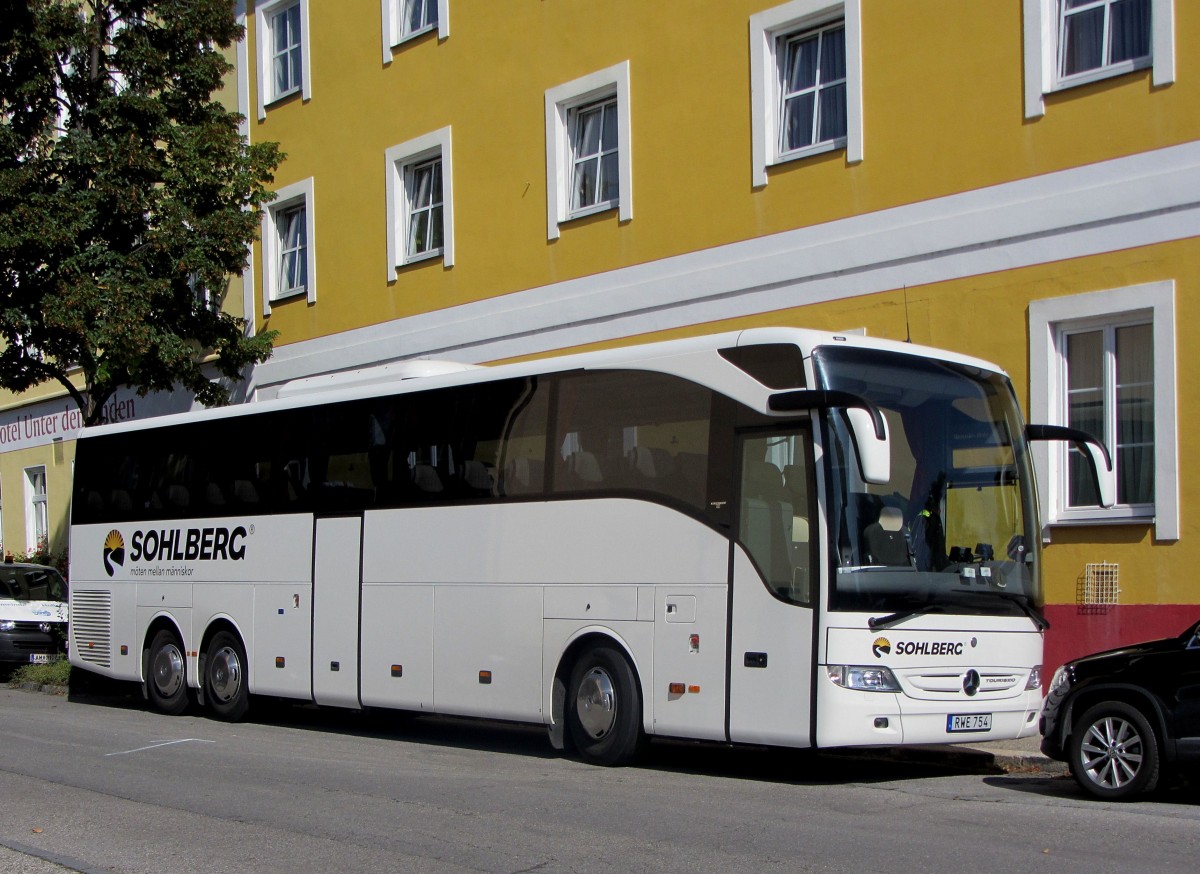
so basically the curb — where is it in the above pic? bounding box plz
[944,743,1068,776]
[846,742,1068,776]
[7,681,67,696]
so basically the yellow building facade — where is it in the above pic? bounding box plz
[4,1,1191,673]
[240,0,1198,671]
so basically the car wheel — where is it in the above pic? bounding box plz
[1069,700,1160,800]
[204,630,250,722]
[146,628,189,716]
[566,645,644,766]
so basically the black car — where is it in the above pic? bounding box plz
[1040,618,1200,800]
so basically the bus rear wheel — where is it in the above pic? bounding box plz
[566,645,644,766]
[204,630,250,722]
[146,629,189,716]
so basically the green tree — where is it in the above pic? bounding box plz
[0,0,281,424]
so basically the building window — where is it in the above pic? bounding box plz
[385,127,454,277]
[256,0,311,120]
[262,177,316,312]
[569,97,619,214]
[1061,320,1153,508]
[382,0,449,61]
[24,467,47,552]
[1059,0,1150,80]
[1029,281,1177,540]
[404,0,437,37]
[544,62,632,240]
[750,0,862,187]
[1022,0,1174,118]
[270,3,302,97]
[406,157,443,259]
[779,23,846,156]
[277,205,308,296]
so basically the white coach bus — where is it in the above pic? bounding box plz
[68,328,1111,764]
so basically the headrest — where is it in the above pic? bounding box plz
[878,506,903,532]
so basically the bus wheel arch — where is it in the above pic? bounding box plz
[555,632,646,766]
[143,620,189,716]
[199,621,250,722]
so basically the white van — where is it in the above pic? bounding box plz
[0,562,68,669]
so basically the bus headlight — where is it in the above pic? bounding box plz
[827,664,902,692]
[1025,664,1043,691]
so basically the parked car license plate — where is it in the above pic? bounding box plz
[947,713,991,733]
[28,653,57,664]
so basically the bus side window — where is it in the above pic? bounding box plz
[495,379,549,498]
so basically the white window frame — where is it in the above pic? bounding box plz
[385,127,455,278]
[750,0,862,188]
[256,0,312,121]
[1029,281,1178,541]
[24,466,47,552]
[262,177,316,314]
[381,0,449,62]
[544,61,632,241]
[1022,0,1174,119]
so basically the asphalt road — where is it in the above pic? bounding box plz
[1,684,1197,874]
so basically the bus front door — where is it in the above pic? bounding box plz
[312,515,363,709]
[727,428,816,748]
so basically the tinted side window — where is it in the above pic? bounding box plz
[551,371,711,512]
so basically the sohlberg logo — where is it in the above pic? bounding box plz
[103,529,125,577]
[872,637,891,658]
[101,525,248,576]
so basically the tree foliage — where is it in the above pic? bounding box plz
[0,0,281,423]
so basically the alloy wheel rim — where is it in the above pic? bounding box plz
[1079,715,1143,789]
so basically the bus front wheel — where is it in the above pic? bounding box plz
[146,629,189,716]
[566,645,644,766]
[204,631,250,722]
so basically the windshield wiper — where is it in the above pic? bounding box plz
[948,589,1050,631]
[868,604,944,631]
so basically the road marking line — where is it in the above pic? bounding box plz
[105,738,215,756]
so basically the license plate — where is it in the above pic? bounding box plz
[28,653,52,664]
[947,713,992,733]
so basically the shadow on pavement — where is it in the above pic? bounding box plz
[59,675,1036,786]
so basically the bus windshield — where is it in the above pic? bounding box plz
[813,346,1041,621]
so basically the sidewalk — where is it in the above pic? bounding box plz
[954,734,1066,774]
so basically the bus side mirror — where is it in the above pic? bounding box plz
[1025,424,1116,508]
[769,390,891,485]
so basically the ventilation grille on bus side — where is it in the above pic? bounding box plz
[70,590,113,668]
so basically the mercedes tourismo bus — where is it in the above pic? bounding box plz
[68,328,1111,765]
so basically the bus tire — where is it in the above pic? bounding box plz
[146,628,189,716]
[204,630,250,722]
[566,645,644,766]
[1068,700,1160,801]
